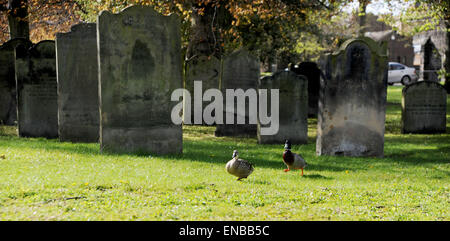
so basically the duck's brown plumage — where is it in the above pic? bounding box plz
[226,150,254,180]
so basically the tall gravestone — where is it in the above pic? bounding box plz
[402,81,447,134]
[56,23,99,142]
[317,37,388,157]
[257,70,308,144]
[215,49,260,137]
[423,39,441,82]
[290,62,321,117]
[15,41,58,138]
[184,55,220,125]
[98,6,182,154]
[0,38,32,125]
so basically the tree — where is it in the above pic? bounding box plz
[380,0,449,92]
[5,0,29,39]
[74,0,345,66]
[0,0,82,44]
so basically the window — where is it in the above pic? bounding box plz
[389,64,405,70]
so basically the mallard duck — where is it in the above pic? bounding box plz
[226,150,254,181]
[282,140,307,176]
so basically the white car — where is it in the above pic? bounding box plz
[388,62,418,85]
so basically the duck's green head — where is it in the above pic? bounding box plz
[232,150,239,159]
[284,140,291,150]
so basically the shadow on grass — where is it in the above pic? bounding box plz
[1,124,449,174]
[0,135,100,156]
[384,135,450,165]
[302,174,332,179]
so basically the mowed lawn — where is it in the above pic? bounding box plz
[0,86,448,220]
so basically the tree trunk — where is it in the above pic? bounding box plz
[358,0,368,35]
[7,0,29,40]
[186,2,222,59]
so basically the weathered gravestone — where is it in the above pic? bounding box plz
[15,40,58,138]
[290,62,321,117]
[402,81,447,134]
[0,38,32,125]
[98,6,182,154]
[184,55,220,125]
[317,37,388,157]
[56,23,99,142]
[258,70,308,144]
[423,39,441,82]
[215,49,260,137]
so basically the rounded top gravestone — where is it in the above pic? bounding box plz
[56,22,100,143]
[97,5,182,155]
[257,70,308,144]
[215,48,260,137]
[317,37,388,157]
[15,40,58,138]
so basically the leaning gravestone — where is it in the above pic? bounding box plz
[257,70,308,144]
[15,40,58,138]
[215,49,260,137]
[98,6,182,154]
[184,55,220,125]
[0,38,32,125]
[56,23,99,143]
[402,81,447,134]
[290,62,321,117]
[317,37,388,157]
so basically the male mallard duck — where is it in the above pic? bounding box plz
[226,150,254,181]
[282,140,307,176]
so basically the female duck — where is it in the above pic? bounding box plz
[226,150,254,181]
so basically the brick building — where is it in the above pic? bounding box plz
[363,14,415,67]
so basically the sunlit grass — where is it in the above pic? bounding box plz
[0,86,448,220]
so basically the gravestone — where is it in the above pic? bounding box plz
[290,62,321,117]
[423,39,442,82]
[215,49,260,137]
[15,40,58,138]
[0,38,32,125]
[317,37,388,157]
[402,81,446,134]
[257,70,308,144]
[184,55,220,125]
[98,6,182,154]
[56,23,99,142]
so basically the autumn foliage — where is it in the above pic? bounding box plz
[0,0,82,43]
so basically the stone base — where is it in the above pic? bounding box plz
[101,126,182,155]
[59,124,99,143]
[258,125,307,145]
[215,124,256,137]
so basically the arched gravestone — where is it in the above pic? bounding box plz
[317,37,388,157]
[56,23,99,143]
[15,41,58,138]
[215,49,260,137]
[0,38,32,125]
[98,6,182,155]
[290,62,321,117]
[183,55,220,125]
[402,81,446,134]
[257,70,308,144]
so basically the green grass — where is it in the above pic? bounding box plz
[0,86,449,220]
